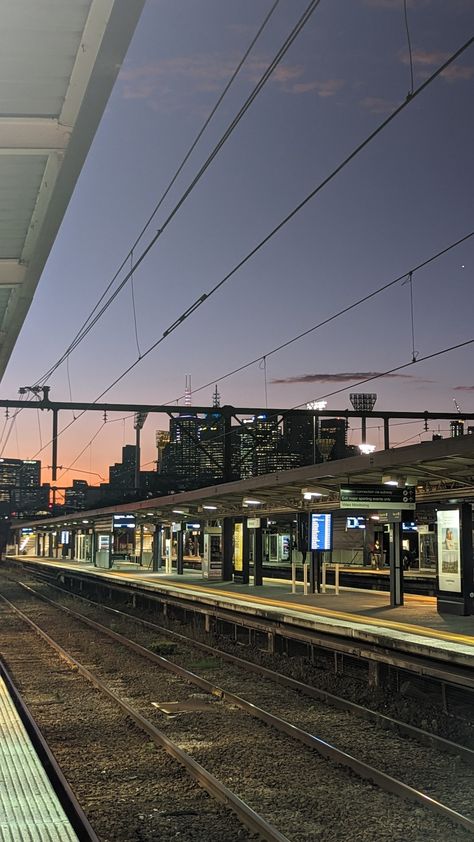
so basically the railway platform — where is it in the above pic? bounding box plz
[5,554,474,670]
[0,669,78,841]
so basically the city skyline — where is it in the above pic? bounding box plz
[0,0,472,484]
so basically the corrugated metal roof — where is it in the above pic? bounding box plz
[0,0,146,379]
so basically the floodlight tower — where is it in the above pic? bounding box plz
[349,393,377,443]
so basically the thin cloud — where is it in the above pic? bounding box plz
[399,48,474,82]
[271,371,416,385]
[453,385,474,392]
[119,55,343,110]
[290,79,344,96]
[364,0,431,7]
[360,96,397,114]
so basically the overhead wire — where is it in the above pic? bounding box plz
[168,229,474,403]
[37,0,321,379]
[85,37,474,405]
[30,0,285,386]
[56,422,107,483]
[403,0,415,97]
[26,37,474,463]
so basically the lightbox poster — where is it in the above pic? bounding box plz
[437,509,461,593]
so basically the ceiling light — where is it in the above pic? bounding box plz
[243,499,262,505]
[202,505,217,510]
[172,509,186,515]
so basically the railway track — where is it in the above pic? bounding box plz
[1,573,473,841]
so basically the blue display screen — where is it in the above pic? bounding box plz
[310,513,332,551]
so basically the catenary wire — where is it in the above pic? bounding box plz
[29,0,289,385]
[35,0,322,379]
[80,36,474,405]
[57,422,107,483]
[27,38,473,462]
[403,0,415,96]
[168,229,474,404]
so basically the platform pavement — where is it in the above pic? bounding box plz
[0,673,78,841]
[4,555,474,668]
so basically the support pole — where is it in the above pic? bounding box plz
[389,522,404,607]
[135,425,141,494]
[222,517,233,581]
[291,561,297,593]
[242,517,250,585]
[383,417,390,449]
[51,409,59,481]
[152,523,162,572]
[254,521,264,586]
[177,525,184,574]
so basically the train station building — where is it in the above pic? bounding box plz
[10,432,474,617]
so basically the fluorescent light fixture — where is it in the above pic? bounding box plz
[82,520,89,524]
[243,498,262,505]
[172,509,186,515]
[301,487,326,499]
[370,515,380,520]
[202,505,217,510]
[358,443,376,454]
[383,474,404,486]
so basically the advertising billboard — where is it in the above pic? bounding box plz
[437,509,461,593]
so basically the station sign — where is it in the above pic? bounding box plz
[247,518,261,529]
[377,510,402,523]
[340,484,415,511]
[310,513,332,551]
[346,516,365,529]
[113,514,135,529]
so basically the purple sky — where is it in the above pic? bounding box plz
[1,0,473,485]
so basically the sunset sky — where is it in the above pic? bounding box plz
[1,0,473,487]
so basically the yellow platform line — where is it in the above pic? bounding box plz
[130,575,474,648]
[12,559,474,649]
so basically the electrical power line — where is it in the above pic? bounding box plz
[31,0,301,386]
[27,37,474,462]
[403,0,415,97]
[293,335,474,410]
[168,230,474,404]
[77,36,473,407]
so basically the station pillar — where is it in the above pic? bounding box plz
[177,525,184,575]
[222,517,233,581]
[389,522,404,607]
[152,523,162,572]
[253,519,265,586]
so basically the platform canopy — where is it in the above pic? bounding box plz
[15,433,474,530]
[0,0,145,380]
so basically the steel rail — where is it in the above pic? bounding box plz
[0,656,99,842]
[12,581,474,835]
[0,592,290,842]
[12,561,474,686]
[34,576,474,768]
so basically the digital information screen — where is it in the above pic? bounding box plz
[310,513,332,551]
